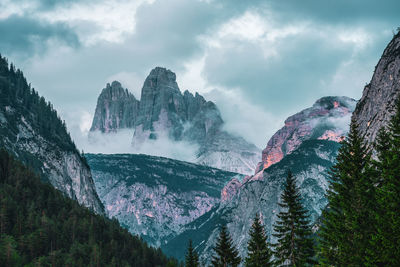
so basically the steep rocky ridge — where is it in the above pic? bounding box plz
[90,67,260,175]
[0,55,104,214]
[352,32,400,144]
[90,81,139,133]
[254,96,356,175]
[86,153,243,247]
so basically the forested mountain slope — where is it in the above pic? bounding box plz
[0,55,103,214]
[0,149,176,266]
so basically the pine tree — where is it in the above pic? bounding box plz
[273,170,315,266]
[244,214,272,267]
[211,225,241,267]
[319,120,375,266]
[185,239,199,267]
[367,98,400,266]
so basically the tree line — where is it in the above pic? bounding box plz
[184,99,400,266]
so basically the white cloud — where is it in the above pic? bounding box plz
[0,0,35,19]
[1,0,152,46]
[338,28,372,49]
[205,87,283,148]
[176,55,210,94]
[41,0,148,45]
[65,109,199,161]
[78,129,199,161]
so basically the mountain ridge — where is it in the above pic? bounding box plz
[86,152,243,247]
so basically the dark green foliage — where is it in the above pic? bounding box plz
[185,240,199,267]
[273,171,315,266]
[0,55,90,178]
[0,55,76,152]
[0,149,175,266]
[367,98,400,266]
[244,214,272,267]
[211,225,241,267]
[319,121,375,266]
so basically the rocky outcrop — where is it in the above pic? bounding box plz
[0,56,104,214]
[352,32,400,144]
[90,81,139,133]
[255,96,356,174]
[90,67,260,175]
[220,178,242,203]
[86,153,243,247]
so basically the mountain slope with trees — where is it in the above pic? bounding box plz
[0,149,176,266]
[0,54,103,214]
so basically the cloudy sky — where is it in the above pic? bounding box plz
[1,0,399,149]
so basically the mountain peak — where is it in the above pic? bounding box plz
[101,80,134,99]
[314,96,356,110]
[148,66,177,82]
[256,95,356,173]
[90,81,139,133]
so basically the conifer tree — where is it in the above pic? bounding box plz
[211,225,241,267]
[367,98,400,266]
[244,214,272,267]
[319,120,375,266]
[185,239,199,267]
[273,170,315,266]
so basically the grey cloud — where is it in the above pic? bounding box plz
[202,25,393,116]
[11,0,92,10]
[223,0,400,26]
[0,15,80,57]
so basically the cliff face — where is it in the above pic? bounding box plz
[255,96,356,174]
[132,67,224,145]
[86,153,242,247]
[0,56,104,214]
[90,67,260,175]
[90,81,139,133]
[352,32,400,144]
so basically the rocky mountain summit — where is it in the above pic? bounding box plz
[254,96,356,176]
[90,81,139,133]
[90,67,260,175]
[352,31,400,145]
[0,55,104,214]
[86,153,242,247]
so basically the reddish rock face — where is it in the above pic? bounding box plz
[256,96,356,174]
[221,178,242,203]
